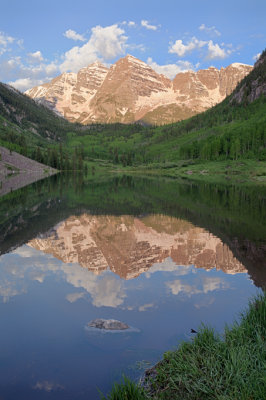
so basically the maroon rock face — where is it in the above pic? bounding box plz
[28,214,247,280]
[26,56,252,125]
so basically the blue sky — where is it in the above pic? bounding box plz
[0,0,265,91]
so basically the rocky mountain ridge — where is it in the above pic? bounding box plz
[28,214,246,279]
[26,55,252,125]
[231,49,266,104]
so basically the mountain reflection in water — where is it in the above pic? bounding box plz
[28,214,247,279]
[0,174,265,400]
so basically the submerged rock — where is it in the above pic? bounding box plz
[87,318,129,330]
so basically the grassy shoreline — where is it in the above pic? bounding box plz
[101,292,266,400]
[85,159,266,186]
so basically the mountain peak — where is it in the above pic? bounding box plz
[231,50,266,104]
[124,54,141,60]
[79,61,108,71]
[26,55,253,125]
[89,60,107,68]
[119,54,148,66]
[230,62,252,68]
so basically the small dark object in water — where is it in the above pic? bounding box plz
[191,328,197,334]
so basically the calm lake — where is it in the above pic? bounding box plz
[0,174,265,400]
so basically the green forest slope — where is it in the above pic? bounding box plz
[0,49,265,177]
[66,49,266,166]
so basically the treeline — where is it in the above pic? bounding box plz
[232,48,266,104]
[154,96,265,144]
[179,110,266,161]
[31,144,86,171]
[75,121,144,137]
[0,135,86,172]
[0,116,87,170]
[110,148,135,166]
[66,86,266,167]
[0,82,146,143]
[0,83,73,141]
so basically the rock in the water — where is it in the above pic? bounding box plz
[88,319,129,330]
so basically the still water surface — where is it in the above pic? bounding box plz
[0,175,265,399]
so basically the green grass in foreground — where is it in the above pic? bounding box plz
[101,292,266,400]
[99,376,147,400]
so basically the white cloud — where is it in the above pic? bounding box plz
[0,31,15,55]
[0,42,61,89]
[169,36,230,60]
[17,39,24,49]
[3,57,60,90]
[141,20,158,31]
[45,62,58,75]
[27,50,44,64]
[90,24,127,59]
[199,24,221,37]
[29,271,46,283]
[139,303,154,312]
[206,40,228,59]
[166,280,199,296]
[194,296,215,309]
[166,276,228,297]
[89,274,126,308]
[60,24,128,72]
[147,57,194,79]
[33,381,64,392]
[121,21,136,28]
[127,43,146,52]
[145,258,194,277]
[0,32,14,46]
[1,246,126,308]
[2,24,127,89]
[0,59,22,81]
[66,292,86,303]
[9,77,50,92]
[169,37,206,57]
[60,263,126,308]
[13,245,37,258]
[253,52,261,61]
[0,283,26,303]
[63,29,86,42]
[60,45,93,73]
[6,56,22,69]
[202,277,227,293]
